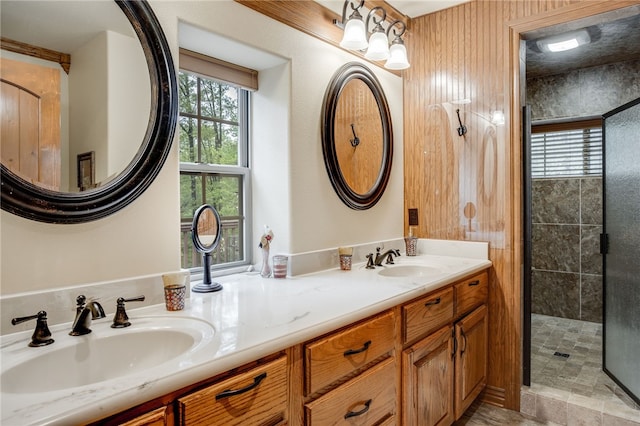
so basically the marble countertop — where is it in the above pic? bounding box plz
[1,240,491,425]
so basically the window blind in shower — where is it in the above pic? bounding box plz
[531,118,602,178]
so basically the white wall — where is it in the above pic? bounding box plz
[107,30,150,178]
[0,0,404,295]
[69,32,109,185]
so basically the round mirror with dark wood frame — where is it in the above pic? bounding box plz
[321,62,393,210]
[0,0,177,224]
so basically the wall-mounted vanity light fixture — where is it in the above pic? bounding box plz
[334,0,410,70]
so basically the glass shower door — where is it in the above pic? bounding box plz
[603,97,640,404]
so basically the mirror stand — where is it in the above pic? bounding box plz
[192,252,223,293]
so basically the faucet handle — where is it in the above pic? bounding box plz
[386,249,401,264]
[111,296,145,328]
[365,253,376,269]
[12,311,54,347]
[75,294,87,308]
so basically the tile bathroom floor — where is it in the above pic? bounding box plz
[454,401,560,425]
[529,313,640,419]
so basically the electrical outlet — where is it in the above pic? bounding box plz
[408,208,419,226]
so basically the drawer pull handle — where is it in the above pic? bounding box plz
[344,399,372,419]
[215,372,267,400]
[468,280,480,286]
[344,340,372,357]
[425,297,441,307]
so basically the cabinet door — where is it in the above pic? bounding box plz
[402,326,454,426]
[454,304,488,419]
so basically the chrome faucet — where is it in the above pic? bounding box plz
[374,247,401,266]
[69,295,106,336]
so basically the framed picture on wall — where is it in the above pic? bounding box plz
[77,151,95,191]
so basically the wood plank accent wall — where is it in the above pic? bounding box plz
[404,0,640,411]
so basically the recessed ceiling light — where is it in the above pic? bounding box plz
[537,29,591,53]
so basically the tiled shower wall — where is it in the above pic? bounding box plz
[526,59,640,324]
[531,177,602,322]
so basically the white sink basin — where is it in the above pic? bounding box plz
[1,316,216,394]
[377,264,443,278]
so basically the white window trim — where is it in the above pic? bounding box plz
[178,73,253,275]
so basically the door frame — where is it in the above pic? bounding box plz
[507,0,640,394]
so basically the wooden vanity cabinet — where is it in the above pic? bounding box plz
[90,269,489,426]
[401,270,488,426]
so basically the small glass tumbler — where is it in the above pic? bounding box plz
[405,236,418,256]
[164,285,186,311]
[272,255,288,279]
[339,254,352,271]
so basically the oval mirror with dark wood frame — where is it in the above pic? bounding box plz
[0,0,177,224]
[321,62,393,210]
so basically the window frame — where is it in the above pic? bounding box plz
[178,70,252,276]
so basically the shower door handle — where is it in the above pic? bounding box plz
[600,233,609,254]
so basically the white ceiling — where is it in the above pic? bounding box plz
[386,0,471,17]
[317,0,471,19]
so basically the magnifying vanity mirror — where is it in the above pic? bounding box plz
[321,62,393,210]
[0,0,177,223]
[191,204,223,293]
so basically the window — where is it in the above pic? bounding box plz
[531,119,602,178]
[178,67,251,272]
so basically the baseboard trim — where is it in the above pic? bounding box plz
[481,385,506,408]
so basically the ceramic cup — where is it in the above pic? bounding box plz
[164,285,186,311]
[339,254,352,271]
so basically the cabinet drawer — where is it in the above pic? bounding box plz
[305,311,395,395]
[403,287,454,344]
[305,357,396,426]
[177,356,287,426]
[455,271,488,317]
[120,407,167,426]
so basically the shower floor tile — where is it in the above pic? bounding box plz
[531,314,640,416]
